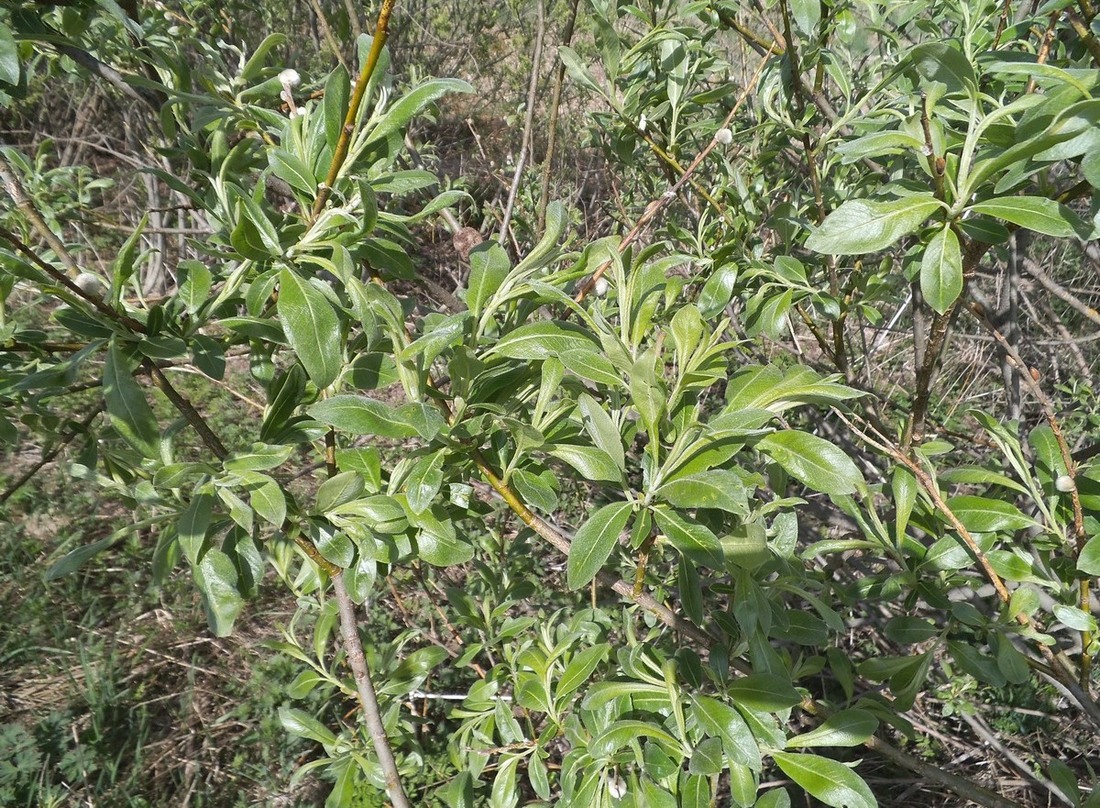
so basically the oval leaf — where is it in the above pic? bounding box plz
[758,430,864,496]
[567,501,633,589]
[277,268,342,389]
[920,225,962,314]
[771,751,877,808]
[805,195,942,255]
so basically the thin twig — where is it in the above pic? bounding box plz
[536,0,581,232]
[498,0,545,246]
[333,574,412,808]
[571,49,769,305]
[0,405,104,505]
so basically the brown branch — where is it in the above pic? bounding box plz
[332,573,412,808]
[1021,255,1100,329]
[145,362,229,460]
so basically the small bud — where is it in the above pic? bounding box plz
[278,69,301,89]
[74,272,105,296]
[638,114,647,133]
[594,276,609,297]
[1055,475,1076,493]
[606,772,627,799]
[715,127,733,144]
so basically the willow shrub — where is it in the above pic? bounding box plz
[2,1,1100,806]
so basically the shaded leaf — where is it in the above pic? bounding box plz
[967,196,1090,238]
[786,710,878,748]
[103,342,160,458]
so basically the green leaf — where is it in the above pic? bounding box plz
[790,0,821,37]
[967,196,1090,238]
[698,264,737,318]
[771,752,877,808]
[193,548,244,637]
[892,467,917,542]
[920,225,963,314]
[417,521,474,566]
[224,444,295,472]
[556,644,610,701]
[576,394,625,472]
[559,348,623,387]
[678,556,704,625]
[944,495,1036,532]
[631,347,666,437]
[103,342,160,458]
[652,508,725,567]
[567,501,633,589]
[316,470,364,512]
[400,312,468,364]
[278,706,337,746]
[588,720,680,761]
[548,444,622,483]
[232,196,281,258]
[693,696,762,770]
[178,260,213,314]
[805,194,942,255]
[786,710,878,748]
[580,681,669,710]
[269,150,316,197]
[308,396,419,438]
[178,493,213,565]
[670,304,703,364]
[758,430,864,496]
[689,737,725,777]
[323,67,350,154]
[656,470,748,516]
[312,522,354,568]
[1053,604,1097,632]
[755,788,792,808]
[46,534,121,580]
[367,78,474,144]
[249,474,286,526]
[511,469,558,513]
[835,132,925,164]
[728,673,803,712]
[466,242,510,317]
[559,46,606,95]
[1079,534,1100,576]
[239,33,287,82]
[278,268,342,389]
[379,646,450,696]
[885,616,938,644]
[0,23,20,85]
[406,450,445,514]
[906,41,976,95]
[491,320,599,360]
